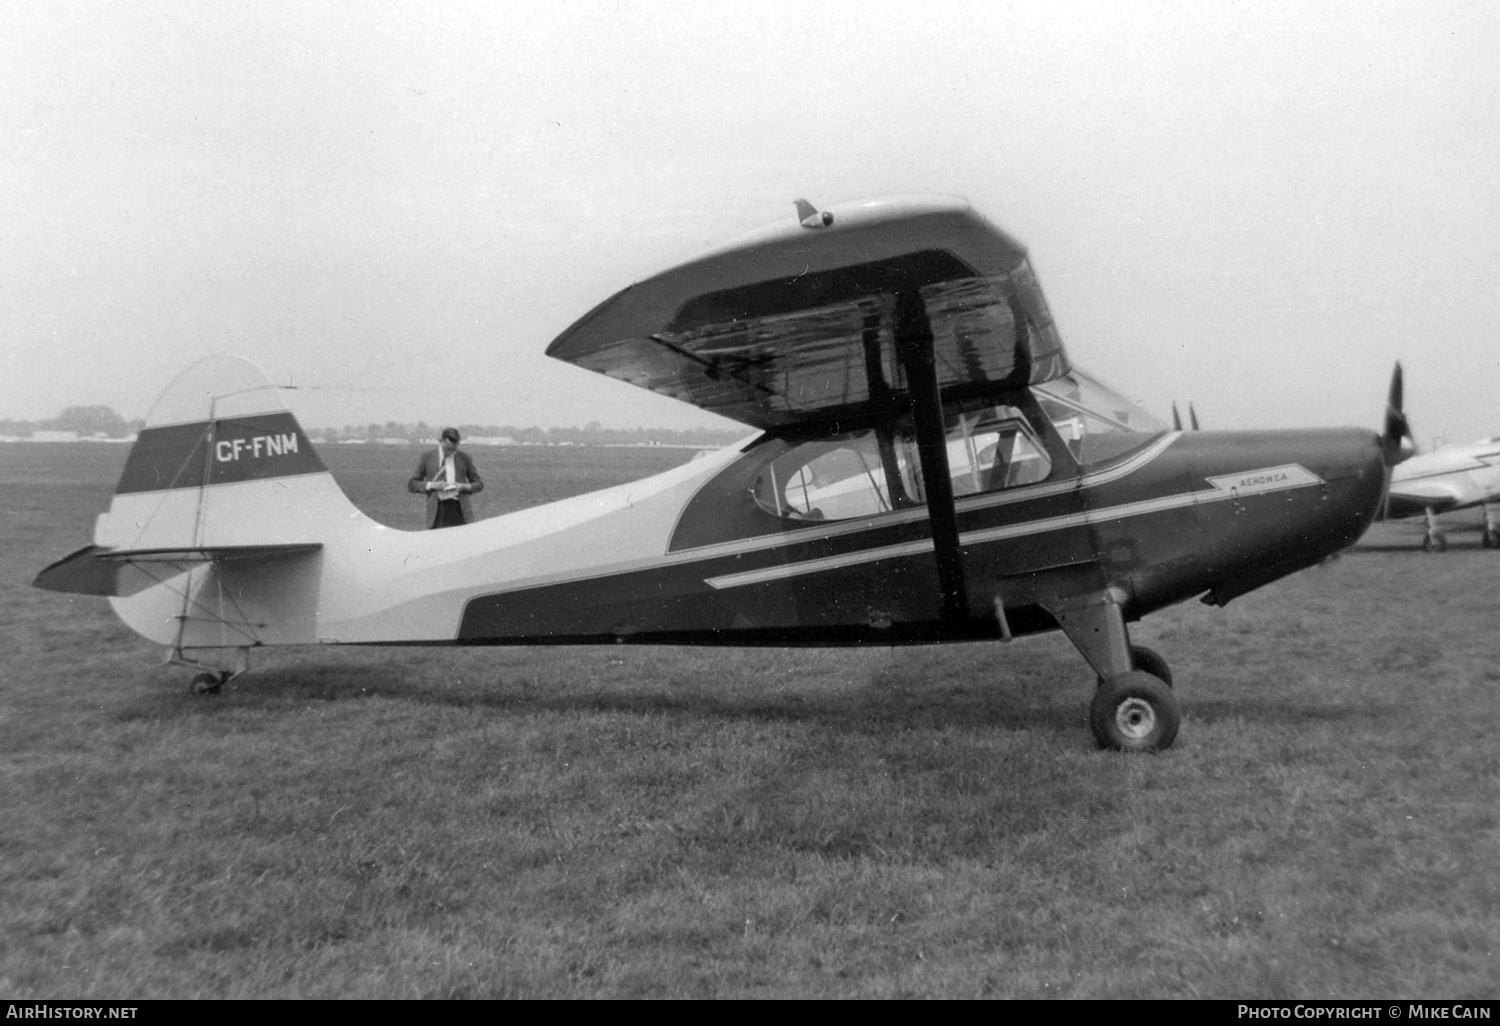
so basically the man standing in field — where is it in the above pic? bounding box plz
[409,427,484,528]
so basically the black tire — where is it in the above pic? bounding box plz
[1090,671,1180,752]
[1483,530,1499,550]
[1130,645,1173,687]
[190,671,224,695]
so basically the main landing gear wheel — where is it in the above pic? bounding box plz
[1483,530,1500,550]
[1422,532,1448,553]
[1090,671,1180,752]
[189,671,231,695]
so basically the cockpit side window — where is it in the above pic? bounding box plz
[750,404,1053,523]
[943,405,1052,498]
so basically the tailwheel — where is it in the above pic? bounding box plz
[1090,671,1180,752]
[189,671,231,696]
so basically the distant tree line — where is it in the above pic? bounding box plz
[1,407,746,448]
[0,405,144,438]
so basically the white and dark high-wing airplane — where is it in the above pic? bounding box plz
[1383,436,1500,550]
[34,196,1406,752]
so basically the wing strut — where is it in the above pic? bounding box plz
[862,311,914,508]
[895,289,968,622]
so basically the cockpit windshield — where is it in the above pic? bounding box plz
[1034,370,1168,469]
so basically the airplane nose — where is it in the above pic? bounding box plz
[1316,428,1389,528]
[1271,425,1390,545]
[1189,427,1387,607]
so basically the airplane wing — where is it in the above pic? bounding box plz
[1383,488,1464,520]
[546,196,1072,428]
[1383,439,1500,519]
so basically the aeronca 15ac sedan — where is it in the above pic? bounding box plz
[35,196,1408,752]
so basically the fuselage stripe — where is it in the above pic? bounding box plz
[667,431,1184,562]
[703,466,1323,590]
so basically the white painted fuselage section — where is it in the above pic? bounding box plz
[108,442,749,648]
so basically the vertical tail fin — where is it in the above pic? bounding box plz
[93,355,358,554]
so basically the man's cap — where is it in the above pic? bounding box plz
[440,427,460,443]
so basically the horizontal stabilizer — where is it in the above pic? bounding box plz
[34,543,321,597]
[97,543,322,563]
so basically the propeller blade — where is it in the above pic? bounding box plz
[1171,403,1183,432]
[1382,362,1413,466]
[1188,402,1200,431]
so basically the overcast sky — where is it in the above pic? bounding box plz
[4,0,1498,446]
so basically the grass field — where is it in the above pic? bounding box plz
[2,441,1496,998]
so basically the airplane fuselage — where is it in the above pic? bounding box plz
[102,413,1387,654]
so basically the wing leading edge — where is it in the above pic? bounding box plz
[546,196,1072,429]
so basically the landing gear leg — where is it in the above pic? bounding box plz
[1045,590,1181,752]
[1422,508,1448,552]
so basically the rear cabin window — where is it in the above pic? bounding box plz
[751,405,1052,523]
[750,430,917,521]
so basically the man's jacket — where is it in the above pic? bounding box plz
[408,448,484,528]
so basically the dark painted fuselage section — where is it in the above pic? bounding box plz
[455,424,1387,647]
